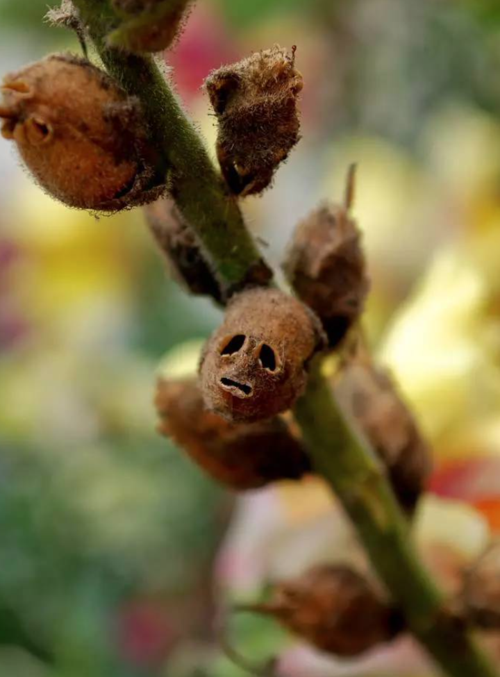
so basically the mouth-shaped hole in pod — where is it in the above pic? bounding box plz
[259,344,277,371]
[220,334,246,356]
[220,377,252,396]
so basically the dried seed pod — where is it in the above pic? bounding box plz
[199,288,325,423]
[334,351,432,512]
[284,170,369,348]
[0,54,163,211]
[205,45,303,196]
[144,198,222,302]
[109,0,193,53]
[241,565,402,657]
[463,544,500,629]
[155,377,310,489]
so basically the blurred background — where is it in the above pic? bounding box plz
[1,0,500,675]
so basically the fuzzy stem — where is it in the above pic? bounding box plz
[70,3,498,675]
[72,0,272,298]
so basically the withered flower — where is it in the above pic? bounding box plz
[284,168,369,348]
[334,351,432,512]
[205,45,303,196]
[144,198,222,302]
[241,564,402,657]
[155,377,310,489]
[110,0,193,53]
[0,54,162,211]
[200,288,325,423]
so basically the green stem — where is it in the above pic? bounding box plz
[72,0,272,298]
[69,4,498,675]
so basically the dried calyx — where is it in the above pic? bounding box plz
[0,54,164,211]
[238,564,403,657]
[463,543,500,629]
[199,288,325,423]
[205,45,303,197]
[155,377,310,489]
[334,347,432,513]
[109,0,193,53]
[144,198,222,302]
[284,166,369,348]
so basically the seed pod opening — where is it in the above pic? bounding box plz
[241,565,402,657]
[155,377,310,489]
[205,45,303,197]
[0,54,164,211]
[463,544,500,630]
[110,0,193,53]
[284,178,369,348]
[144,198,222,302]
[199,288,325,423]
[334,351,432,513]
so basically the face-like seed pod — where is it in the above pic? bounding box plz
[334,351,432,513]
[284,172,369,348]
[199,288,325,423]
[205,45,303,197]
[0,54,162,211]
[144,198,222,303]
[240,565,402,657]
[463,544,500,630]
[155,377,310,489]
[109,0,193,53]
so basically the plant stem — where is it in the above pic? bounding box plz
[70,3,498,675]
[72,0,272,298]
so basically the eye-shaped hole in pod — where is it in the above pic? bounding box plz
[220,334,246,356]
[25,117,52,145]
[259,344,277,372]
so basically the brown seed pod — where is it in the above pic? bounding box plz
[199,288,325,423]
[0,54,163,211]
[205,45,303,196]
[334,350,432,513]
[109,0,193,53]
[144,198,222,302]
[284,169,369,348]
[155,377,310,489]
[463,543,500,630]
[240,565,402,657]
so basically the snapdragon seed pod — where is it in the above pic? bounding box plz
[110,0,193,53]
[240,565,402,657]
[144,198,222,302]
[205,45,303,196]
[0,54,163,211]
[199,288,325,423]
[155,377,310,489]
[463,544,500,629]
[284,177,369,348]
[334,353,432,512]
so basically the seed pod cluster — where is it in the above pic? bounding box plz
[334,352,432,512]
[205,45,303,196]
[243,565,402,657]
[0,54,163,211]
[284,196,369,348]
[200,288,325,423]
[463,544,500,630]
[144,198,222,302]
[110,0,193,53]
[155,377,310,489]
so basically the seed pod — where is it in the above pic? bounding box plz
[155,377,310,489]
[0,54,163,211]
[205,45,303,196]
[109,0,193,53]
[284,172,369,348]
[463,544,500,630]
[144,198,222,302]
[334,351,432,512]
[199,288,325,423]
[241,565,402,657]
